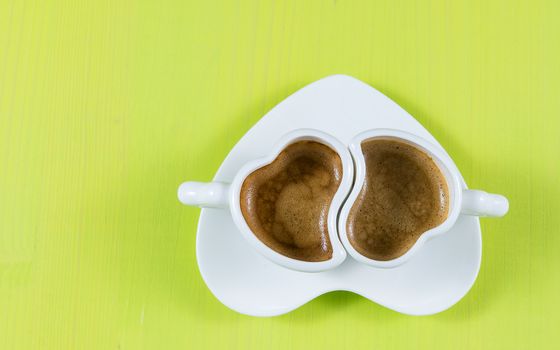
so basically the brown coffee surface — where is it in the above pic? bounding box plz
[347,138,449,261]
[240,141,343,262]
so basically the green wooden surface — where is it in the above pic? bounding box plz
[1,0,559,349]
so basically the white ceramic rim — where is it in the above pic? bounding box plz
[338,128,463,268]
[229,128,353,272]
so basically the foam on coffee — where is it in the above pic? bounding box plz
[346,138,449,261]
[240,141,342,262]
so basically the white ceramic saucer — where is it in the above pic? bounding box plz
[195,75,481,316]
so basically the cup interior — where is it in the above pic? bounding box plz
[370,136,458,218]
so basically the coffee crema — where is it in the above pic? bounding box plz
[346,138,449,261]
[240,141,343,262]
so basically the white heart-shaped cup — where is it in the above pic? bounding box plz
[178,129,353,272]
[338,129,509,268]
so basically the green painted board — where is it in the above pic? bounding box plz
[1,0,559,349]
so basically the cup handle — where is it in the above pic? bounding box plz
[178,181,231,208]
[460,189,509,217]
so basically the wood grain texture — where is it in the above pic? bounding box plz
[1,0,559,349]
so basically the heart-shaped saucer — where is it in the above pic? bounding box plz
[194,75,481,316]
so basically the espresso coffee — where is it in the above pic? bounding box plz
[240,141,343,262]
[346,138,449,261]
